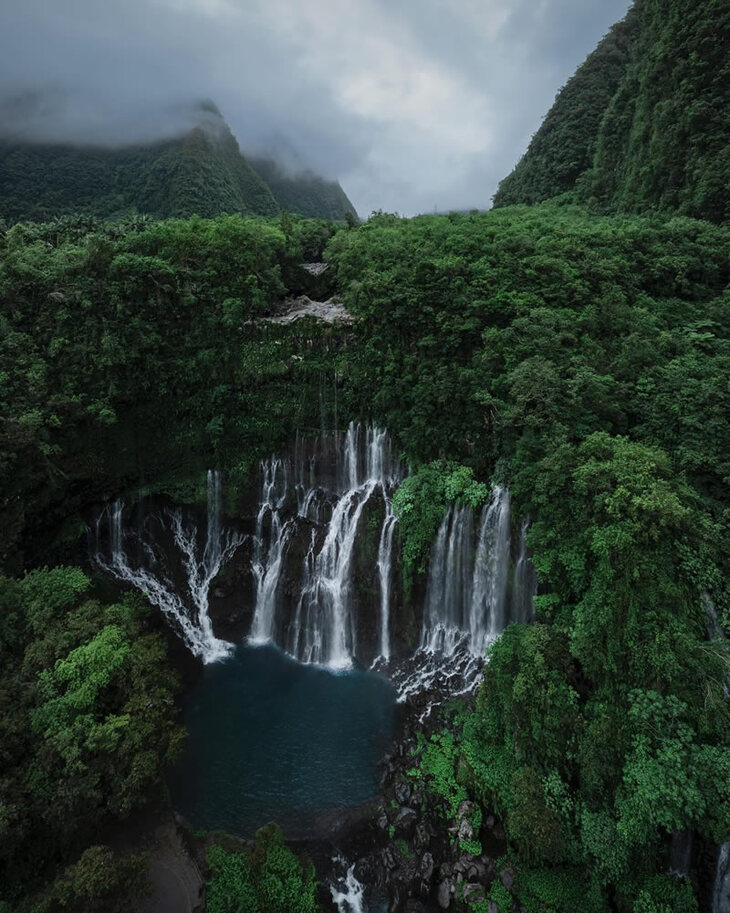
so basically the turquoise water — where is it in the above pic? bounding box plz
[170,644,398,838]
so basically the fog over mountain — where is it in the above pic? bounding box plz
[0,0,631,216]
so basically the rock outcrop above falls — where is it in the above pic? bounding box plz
[265,295,355,325]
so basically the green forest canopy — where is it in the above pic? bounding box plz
[2,203,728,910]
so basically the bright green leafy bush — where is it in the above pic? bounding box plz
[0,568,183,907]
[206,826,318,913]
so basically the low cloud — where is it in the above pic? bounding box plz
[0,0,632,216]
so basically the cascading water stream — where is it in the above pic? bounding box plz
[421,505,474,655]
[250,459,295,644]
[704,593,730,912]
[93,471,241,662]
[513,518,537,625]
[419,486,513,660]
[668,829,693,879]
[714,842,730,913]
[330,859,366,913]
[248,423,401,671]
[393,486,535,704]
[376,500,397,662]
[290,482,376,668]
[472,485,511,649]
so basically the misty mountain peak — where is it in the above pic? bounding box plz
[0,98,358,222]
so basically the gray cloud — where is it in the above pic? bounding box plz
[0,0,632,216]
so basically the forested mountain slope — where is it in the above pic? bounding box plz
[0,105,357,223]
[250,156,358,222]
[494,0,730,222]
[493,9,638,208]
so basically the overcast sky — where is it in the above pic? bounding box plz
[0,0,632,216]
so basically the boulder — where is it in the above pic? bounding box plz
[419,852,434,881]
[500,867,515,891]
[437,880,451,909]
[463,883,486,904]
[394,806,418,837]
[404,902,428,913]
[467,858,493,881]
[354,858,373,883]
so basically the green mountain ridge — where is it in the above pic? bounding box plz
[0,105,357,223]
[494,0,730,222]
[249,156,358,223]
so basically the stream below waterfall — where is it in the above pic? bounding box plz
[168,643,398,839]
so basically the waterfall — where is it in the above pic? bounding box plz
[377,500,397,662]
[472,485,511,649]
[513,518,537,625]
[290,482,375,669]
[705,593,728,643]
[330,859,366,913]
[93,471,241,663]
[420,486,514,658]
[669,829,693,878]
[715,842,730,913]
[205,469,222,566]
[250,459,294,644]
[421,506,474,655]
[343,422,360,490]
[249,423,400,670]
[394,485,535,704]
[705,593,730,911]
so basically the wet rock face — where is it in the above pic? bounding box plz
[294,261,338,301]
[499,867,515,891]
[394,806,418,838]
[265,296,354,326]
[207,533,256,641]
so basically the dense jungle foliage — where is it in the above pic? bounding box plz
[326,205,730,911]
[205,826,318,913]
[0,212,348,567]
[249,157,358,223]
[0,128,276,223]
[0,105,357,224]
[0,566,184,909]
[2,200,728,910]
[494,0,730,223]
